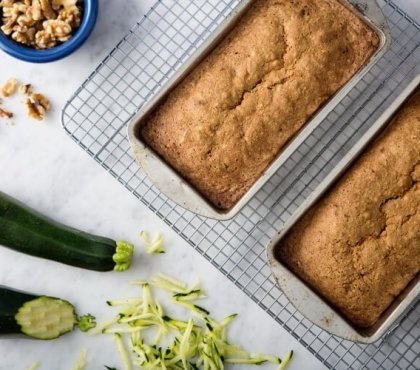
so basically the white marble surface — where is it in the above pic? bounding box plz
[0,1,418,369]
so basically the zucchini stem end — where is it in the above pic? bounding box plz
[113,241,134,272]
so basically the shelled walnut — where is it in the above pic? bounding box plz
[1,78,18,97]
[25,92,50,120]
[0,0,83,49]
[0,107,13,119]
[0,79,50,122]
[19,84,33,95]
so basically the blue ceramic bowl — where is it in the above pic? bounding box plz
[0,0,98,63]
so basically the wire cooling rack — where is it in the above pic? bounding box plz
[62,1,420,369]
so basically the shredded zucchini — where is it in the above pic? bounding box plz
[71,349,88,370]
[88,316,120,336]
[173,290,205,302]
[94,274,293,370]
[150,273,189,293]
[225,357,267,365]
[107,298,143,307]
[140,231,165,254]
[26,361,40,370]
[114,333,132,370]
[179,318,195,369]
[278,350,293,370]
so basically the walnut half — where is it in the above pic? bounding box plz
[40,0,56,19]
[1,78,18,97]
[25,92,50,121]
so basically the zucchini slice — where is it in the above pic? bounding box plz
[0,191,133,272]
[0,286,95,339]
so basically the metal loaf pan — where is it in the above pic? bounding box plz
[267,75,420,344]
[128,0,390,220]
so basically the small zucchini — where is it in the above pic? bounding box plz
[0,191,133,272]
[0,286,96,340]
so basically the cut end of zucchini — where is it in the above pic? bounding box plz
[113,241,134,272]
[15,296,76,340]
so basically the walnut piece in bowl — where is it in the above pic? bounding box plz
[0,0,97,62]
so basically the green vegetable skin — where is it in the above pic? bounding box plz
[0,286,95,339]
[0,191,133,272]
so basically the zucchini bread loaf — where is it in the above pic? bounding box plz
[277,88,420,328]
[141,0,379,209]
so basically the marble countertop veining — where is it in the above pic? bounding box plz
[0,1,418,369]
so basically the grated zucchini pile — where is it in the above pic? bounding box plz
[93,274,293,370]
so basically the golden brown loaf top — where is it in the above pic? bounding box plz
[141,0,379,209]
[277,88,420,328]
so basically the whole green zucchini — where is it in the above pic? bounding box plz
[0,285,95,339]
[0,191,133,272]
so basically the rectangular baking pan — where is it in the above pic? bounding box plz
[128,0,390,220]
[266,75,420,344]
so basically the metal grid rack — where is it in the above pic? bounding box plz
[62,1,420,369]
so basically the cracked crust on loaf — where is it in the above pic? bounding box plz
[141,0,379,209]
[277,88,420,328]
